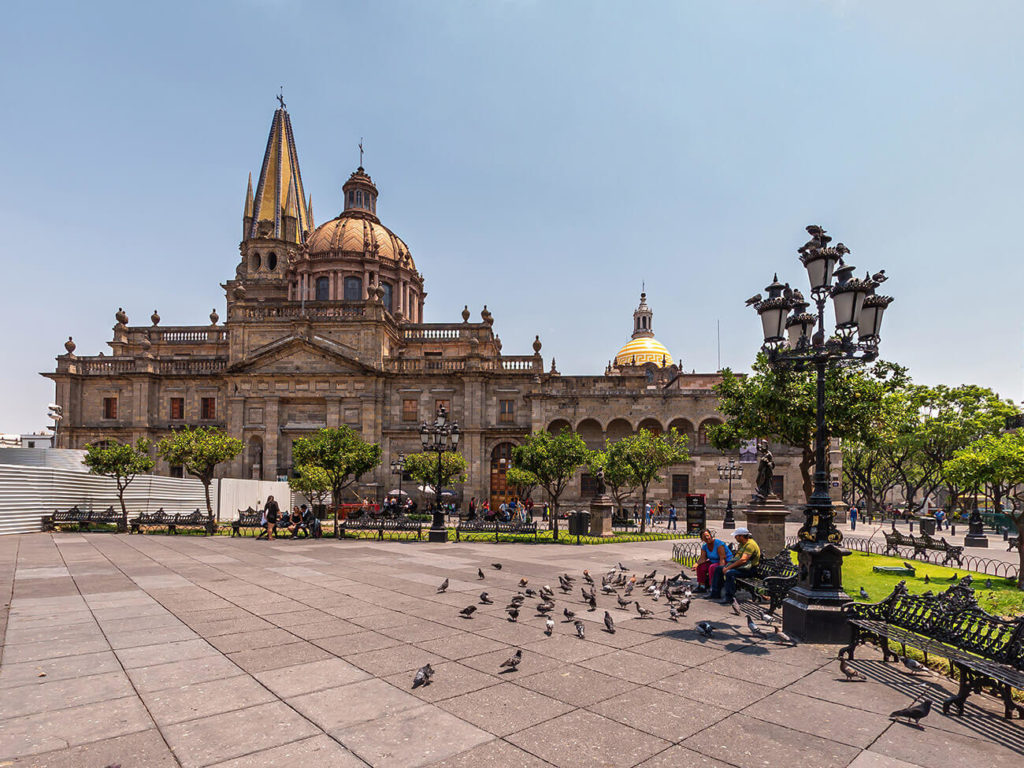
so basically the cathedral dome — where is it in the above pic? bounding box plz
[306,216,414,268]
[614,337,673,367]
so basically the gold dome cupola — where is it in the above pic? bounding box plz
[613,291,674,368]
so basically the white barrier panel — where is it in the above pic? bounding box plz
[217,479,291,523]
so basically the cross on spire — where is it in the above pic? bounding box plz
[359,138,364,167]
[277,87,286,110]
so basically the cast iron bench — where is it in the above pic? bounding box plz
[454,520,538,542]
[733,549,799,614]
[44,505,86,530]
[130,509,216,535]
[46,505,127,533]
[231,508,264,537]
[839,578,1024,719]
[340,515,423,540]
[883,528,964,565]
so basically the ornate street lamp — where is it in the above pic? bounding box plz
[717,458,742,529]
[750,224,893,643]
[419,405,460,543]
[390,453,406,515]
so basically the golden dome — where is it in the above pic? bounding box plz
[614,337,673,367]
[305,215,415,269]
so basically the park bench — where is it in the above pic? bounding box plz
[883,527,964,565]
[231,508,264,537]
[45,505,126,533]
[839,577,1024,719]
[454,519,538,542]
[733,549,800,614]
[340,515,423,540]
[129,508,216,535]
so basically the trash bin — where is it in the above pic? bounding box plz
[685,494,707,535]
[918,516,937,536]
[568,510,590,537]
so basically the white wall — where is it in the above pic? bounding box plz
[217,478,291,522]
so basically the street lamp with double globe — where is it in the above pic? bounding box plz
[750,225,893,642]
[717,458,742,529]
[390,453,406,515]
[419,405,460,543]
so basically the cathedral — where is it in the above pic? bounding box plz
[44,103,815,512]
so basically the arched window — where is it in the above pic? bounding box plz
[381,282,393,312]
[250,253,261,271]
[267,252,278,271]
[344,276,362,301]
[315,276,330,301]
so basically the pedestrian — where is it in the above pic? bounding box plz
[262,495,279,540]
[633,503,639,524]
[469,497,476,519]
[849,504,858,531]
[668,504,677,530]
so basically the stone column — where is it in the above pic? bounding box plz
[264,398,280,480]
[589,496,614,537]
[743,496,790,558]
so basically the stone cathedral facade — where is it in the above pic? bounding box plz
[44,104,820,513]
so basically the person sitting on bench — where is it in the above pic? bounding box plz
[695,528,732,593]
[711,527,760,604]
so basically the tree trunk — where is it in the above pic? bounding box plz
[202,480,214,518]
[551,495,559,541]
[117,479,128,530]
[639,487,647,535]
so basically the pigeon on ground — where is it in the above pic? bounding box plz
[903,562,915,572]
[540,586,555,599]
[580,586,593,601]
[618,562,628,571]
[771,626,797,645]
[574,619,586,639]
[587,594,598,611]
[947,572,958,582]
[559,582,572,593]
[696,621,714,637]
[536,602,555,614]
[561,573,575,583]
[623,583,634,596]
[437,578,449,593]
[858,587,869,600]
[651,589,661,601]
[459,606,477,618]
[563,607,576,622]
[924,574,930,584]
[525,588,537,598]
[604,611,616,634]
[617,595,631,609]
[412,663,434,688]
[506,607,519,622]
[730,598,740,616]
[669,605,680,621]
[500,649,522,671]
[478,568,485,580]
[479,592,493,605]
[519,578,529,587]
[747,616,766,638]
[583,570,594,585]
[676,599,691,616]
[890,697,931,726]
[643,569,657,581]
[839,658,866,682]
[545,617,554,635]
[985,578,992,589]
[601,584,617,595]
[901,656,926,674]
[760,611,776,624]
[509,593,525,604]
[492,563,502,570]
[635,602,653,618]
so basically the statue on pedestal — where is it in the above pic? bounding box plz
[593,468,607,497]
[753,441,775,501]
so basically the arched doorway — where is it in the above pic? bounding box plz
[247,436,263,480]
[490,443,516,511]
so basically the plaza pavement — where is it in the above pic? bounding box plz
[0,532,1020,768]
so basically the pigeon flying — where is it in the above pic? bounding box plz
[603,611,616,633]
[437,579,449,593]
[459,605,477,618]
[412,664,434,688]
[889,698,931,726]
[479,592,493,605]
[574,619,586,639]
[839,659,866,682]
[500,649,523,671]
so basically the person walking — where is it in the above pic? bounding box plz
[849,504,858,531]
[668,504,677,530]
[262,495,279,540]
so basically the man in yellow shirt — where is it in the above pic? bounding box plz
[712,527,761,605]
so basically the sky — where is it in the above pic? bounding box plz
[2,1,1023,433]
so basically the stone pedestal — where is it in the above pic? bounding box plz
[589,497,614,537]
[783,541,852,644]
[744,496,790,558]
[964,517,989,548]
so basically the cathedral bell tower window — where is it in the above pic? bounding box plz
[344,276,362,301]
[315,276,330,301]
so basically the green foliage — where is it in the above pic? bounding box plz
[586,450,636,512]
[288,464,332,510]
[505,466,540,500]
[292,427,382,513]
[156,426,243,515]
[403,451,469,496]
[604,428,689,533]
[512,429,590,540]
[83,438,155,525]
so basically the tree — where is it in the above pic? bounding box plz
[288,464,332,515]
[710,356,909,502]
[505,466,540,502]
[944,431,1024,589]
[587,449,636,516]
[83,439,155,529]
[157,426,243,518]
[842,438,900,518]
[512,430,589,541]
[292,427,382,534]
[604,428,689,534]
[403,451,469,508]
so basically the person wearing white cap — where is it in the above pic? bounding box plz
[710,527,761,605]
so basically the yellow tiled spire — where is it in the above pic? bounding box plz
[243,173,254,218]
[245,101,310,243]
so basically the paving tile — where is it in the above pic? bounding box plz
[227,641,331,673]
[114,637,221,668]
[868,715,1024,768]
[140,674,277,726]
[521,632,617,664]
[288,677,422,730]
[127,654,243,693]
[650,666,774,711]
[314,629,404,656]
[3,622,105,647]
[105,624,199,650]
[682,712,860,768]
[254,657,370,698]
[634,744,738,768]
[413,631,507,661]
[458,647,563,678]
[384,660,498,703]
[1,671,135,720]
[378,619,463,644]
[0,651,121,689]
[700,651,813,689]
[162,701,319,768]
[576,649,686,684]
[206,627,296,654]
[0,695,152,760]
[743,689,892,748]
[423,738,552,767]
[507,709,671,768]
[629,636,730,667]
[590,685,732,741]
[436,681,574,736]
[2,638,111,665]
[345,643,445,676]
[514,664,638,707]
[847,752,928,768]
[332,703,493,768]
[206,734,366,767]
[286,618,363,640]
[8,728,179,768]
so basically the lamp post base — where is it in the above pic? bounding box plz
[722,502,736,529]
[782,540,852,644]
[428,510,448,543]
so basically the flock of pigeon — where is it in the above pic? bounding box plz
[412,559,798,690]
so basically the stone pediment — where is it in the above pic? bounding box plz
[228,334,374,375]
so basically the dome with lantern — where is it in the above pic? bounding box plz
[613,292,674,368]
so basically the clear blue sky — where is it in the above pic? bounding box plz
[2,1,1022,433]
